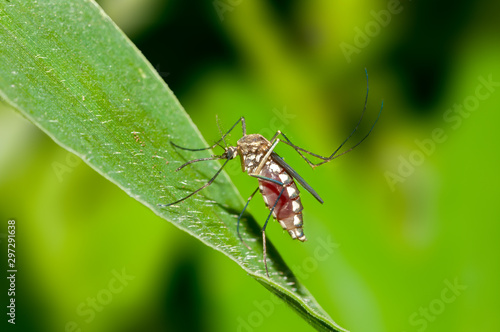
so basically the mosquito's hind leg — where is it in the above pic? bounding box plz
[170,117,246,151]
[278,103,381,168]
[247,174,286,278]
[261,185,286,278]
[267,69,382,168]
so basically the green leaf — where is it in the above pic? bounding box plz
[0,1,347,331]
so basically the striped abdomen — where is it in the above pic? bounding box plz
[258,160,306,242]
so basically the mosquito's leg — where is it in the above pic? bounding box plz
[268,131,330,168]
[246,174,286,278]
[254,139,280,174]
[175,155,224,172]
[262,185,286,278]
[171,117,246,151]
[278,102,382,168]
[266,69,381,168]
[266,129,330,168]
[237,187,259,250]
[269,130,281,143]
[262,231,268,277]
[248,174,283,186]
[278,132,329,168]
[241,116,247,136]
[158,158,231,207]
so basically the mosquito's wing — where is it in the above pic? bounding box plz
[271,152,324,204]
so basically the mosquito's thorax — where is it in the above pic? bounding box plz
[236,134,271,173]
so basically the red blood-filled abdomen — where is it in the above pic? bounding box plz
[258,162,306,241]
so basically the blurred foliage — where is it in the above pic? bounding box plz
[1,0,499,331]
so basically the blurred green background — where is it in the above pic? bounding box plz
[1,0,499,331]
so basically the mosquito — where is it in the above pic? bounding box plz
[159,69,382,277]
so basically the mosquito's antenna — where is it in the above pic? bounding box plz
[176,155,225,171]
[170,117,245,152]
[216,115,228,148]
[159,158,231,207]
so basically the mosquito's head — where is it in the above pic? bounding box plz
[223,146,238,160]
